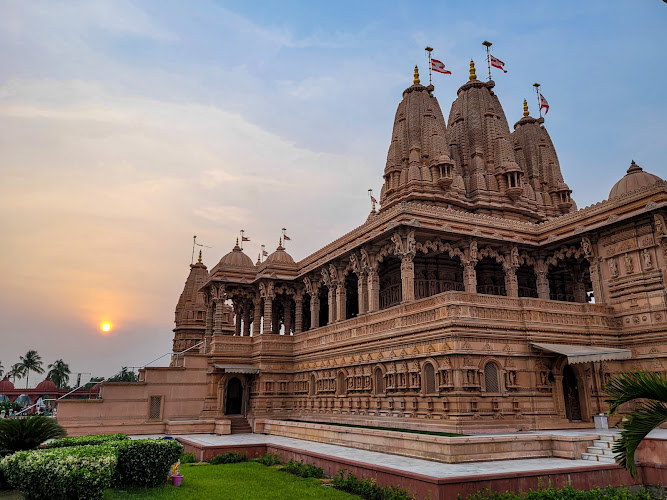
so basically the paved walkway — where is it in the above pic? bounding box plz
[133,432,613,479]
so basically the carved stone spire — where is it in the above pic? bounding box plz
[173,258,209,353]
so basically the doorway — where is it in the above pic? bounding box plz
[225,377,243,415]
[562,365,582,421]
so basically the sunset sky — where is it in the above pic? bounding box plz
[1,1,666,383]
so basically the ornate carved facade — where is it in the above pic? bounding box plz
[169,64,667,433]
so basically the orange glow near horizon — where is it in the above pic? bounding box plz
[100,322,112,333]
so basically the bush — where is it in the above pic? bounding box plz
[254,452,281,466]
[0,401,21,414]
[332,469,412,500]
[461,486,655,500]
[0,444,115,500]
[114,439,183,487]
[45,433,130,449]
[0,416,66,453]
[181,451,197,464]
[282,459,324,479]
[209,451,247,465]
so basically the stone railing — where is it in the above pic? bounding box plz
[293,291,617,355]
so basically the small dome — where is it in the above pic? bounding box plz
[34,378,57,393]
[266,242,295,265]
[0,376,15,392]
[91,383,101,392]
[609,161,662,199]
[217,242,254,269]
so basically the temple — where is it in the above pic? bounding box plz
[57,62,667,438]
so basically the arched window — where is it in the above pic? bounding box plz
[309,374,316,396]
[423,363,436,394]
[374,367,384,395]
[336,371,346,396]
[484,363,499,393]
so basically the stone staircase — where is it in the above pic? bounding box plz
[581,433,619,464]
[229,415,252,434]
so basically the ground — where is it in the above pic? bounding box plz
[102,462,360,500]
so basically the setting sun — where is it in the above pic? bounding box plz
[100,322,112,333]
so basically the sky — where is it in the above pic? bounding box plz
[1,0,666,383]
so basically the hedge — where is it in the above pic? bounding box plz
[0,437,183,499]
[461,486,655,500]
[209,451,248,465]
[45,433,130,449]
[0,445,116,500]
[332,469,411,500]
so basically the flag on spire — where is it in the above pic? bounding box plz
[431,58,451,75]
[283,234,291,241]
[263,249,269,256]
[539,93,549,115]
[490,55,507,73]
[242,236,250,242]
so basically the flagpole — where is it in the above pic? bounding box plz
[425,46,433,85]
[240,229,244,250]
[191,235,197,264]
[261,245,265,262]
[533,83,542,118]
[482,41,492,81]
[281,228,287,248]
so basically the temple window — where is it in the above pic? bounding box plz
[374,367,384,395]
[423,363,436,394]
[484,363,500,393]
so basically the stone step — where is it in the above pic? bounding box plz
[587,446,617,456]
[229,416,252,434]
[581,452,617,464]
[593,439,614,449]
[597,434,617,442]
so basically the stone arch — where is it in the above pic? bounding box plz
[373,364,385,396]
[421,359,437,395]
[218,374,248,415]
[309,373,316,397]
[476,249,507,296]
[413,239,465,298]
[336,369,347,396]
[480,358,502,393]
[553,357,590,422]
[546,246,591,303]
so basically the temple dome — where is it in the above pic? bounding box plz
[0,376,14,392]
[266,242,295,265]
[217,242,255,268]
[608,161,663,199]
[35,378,57,393]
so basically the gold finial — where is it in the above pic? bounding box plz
[198,250,202,263]
[235,237,239,246]
[469,60,476,81]
[523,99,529,117]
[413,65,420,85]
[279,237,283,247]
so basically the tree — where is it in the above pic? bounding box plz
[107,367,139,383]
[0,416,66,453]
[9,364,26,385]
[605,371,667,477]
[19,350,44,389]
[47,359,71,389]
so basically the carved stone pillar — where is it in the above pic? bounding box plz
[328,284,336,324]
[294,293,303,333]
[272,299,281,334]
[336,281,347,321]
[284,299,293,334]
[400,256,415,302]
[310,295,320,329]
[242,302,251,336]
[357,271,368,314]
[205,303,214,336]
[536,260,550,300]
[367,269,380,312]
[587,258,604,304]
[263,296,273,334]
[504,265,518,298]
[252,297,262,336]
[573,281,587,303]
[234,301,242,336]
[213,298,223,335]
[463,262,477,294]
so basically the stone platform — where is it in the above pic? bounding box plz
[133,428,667,500]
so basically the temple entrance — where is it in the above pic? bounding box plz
[562,365,582,421]
[225,377,243,415]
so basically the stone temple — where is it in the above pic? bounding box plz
[58,61,667,438]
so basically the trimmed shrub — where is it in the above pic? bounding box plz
[0,445,115,500]
[0,416,66,453]
[332,469,411,500]
[254,452,281,466]
[282,459,324,479]
[209,451,247,465]
[45,433,130,448]
[181,451,197,464]
[114,439,183,487]
[461,486,655,500]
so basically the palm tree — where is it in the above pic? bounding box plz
[605,371,667,477]
[9,363,26,384]
[47,359,71,389]
[19,350,44,389]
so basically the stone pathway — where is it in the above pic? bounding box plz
[133,432,611,479]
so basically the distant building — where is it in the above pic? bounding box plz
[58,61,666,436]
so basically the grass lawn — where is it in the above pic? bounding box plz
[103,462,361,500]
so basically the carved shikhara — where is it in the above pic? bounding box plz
[162,72,667,434]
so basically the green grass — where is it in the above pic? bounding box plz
[102,462,360,500]
[286,419,464,437]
